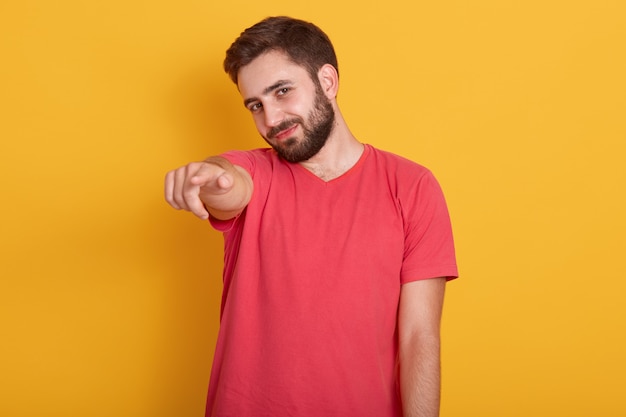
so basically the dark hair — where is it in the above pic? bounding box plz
[223,16,338,85]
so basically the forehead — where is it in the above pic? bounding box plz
[237,50,312,97]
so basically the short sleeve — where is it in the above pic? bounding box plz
[400,170,458,283]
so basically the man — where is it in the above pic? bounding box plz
[164,16,458,417]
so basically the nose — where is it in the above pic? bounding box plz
[263,103,284,128]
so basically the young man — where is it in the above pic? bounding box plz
[164,16,458,417]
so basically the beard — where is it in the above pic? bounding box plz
[264,87,335,163]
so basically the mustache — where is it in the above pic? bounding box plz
[267,118,303,139]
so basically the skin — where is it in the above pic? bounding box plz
[164,50,446,417]
[398,277,447,417]
[164,155,252,220]
[238,50,364,180]
[243,63,335,164]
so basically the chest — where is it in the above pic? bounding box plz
[252,171,406,273]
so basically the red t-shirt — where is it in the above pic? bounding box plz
[207,144,457,417]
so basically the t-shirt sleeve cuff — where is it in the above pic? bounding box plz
[209,213,240,232]
[400,265,459,284]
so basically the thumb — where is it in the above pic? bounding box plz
[212,172,234,193]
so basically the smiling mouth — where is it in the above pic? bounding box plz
[268,119,301,141]
[273,124,298,140]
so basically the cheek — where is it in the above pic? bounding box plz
[252,115,268,137]
[285,96,309,115]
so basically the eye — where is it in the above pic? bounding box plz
[248,102,262,112]
[277,87,290,96]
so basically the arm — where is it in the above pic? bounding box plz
[397,277,447,417]
[164,156,253,220]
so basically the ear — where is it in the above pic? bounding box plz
[317,64,339,99]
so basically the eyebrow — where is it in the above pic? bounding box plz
[243,80,292,108]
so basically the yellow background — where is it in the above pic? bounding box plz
[1,0,624,416]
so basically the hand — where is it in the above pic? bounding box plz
[164,161,235,220]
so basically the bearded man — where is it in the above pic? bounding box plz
[165,16,458,417]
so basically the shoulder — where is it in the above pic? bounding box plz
[220,147,274,164]
[362,145,449,211]
[220,148,282,176]
[364,144,433,182]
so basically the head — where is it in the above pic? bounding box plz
[224,16,339,88]
[225,17,339,163]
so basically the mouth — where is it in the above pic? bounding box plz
[272,124,298,141]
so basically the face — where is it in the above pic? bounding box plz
[238,51,335,163]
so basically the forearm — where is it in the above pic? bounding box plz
[399,334,441,417]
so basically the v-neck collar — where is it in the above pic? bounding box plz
[292,144,370,185]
